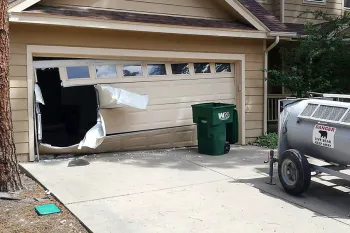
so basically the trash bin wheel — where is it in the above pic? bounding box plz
[278,149,311,195]
[224,142,230,154]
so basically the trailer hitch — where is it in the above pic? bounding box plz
[264,150,278,185]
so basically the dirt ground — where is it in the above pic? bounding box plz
[0,174,88,233]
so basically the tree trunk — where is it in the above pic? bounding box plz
[0,0,22,192]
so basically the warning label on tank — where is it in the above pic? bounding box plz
[312,124,336,148]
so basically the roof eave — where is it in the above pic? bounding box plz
[8,0,275,32]
[222,0,269,31]
[9,12,268,39]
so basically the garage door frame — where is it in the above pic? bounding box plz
[27,45,246,161]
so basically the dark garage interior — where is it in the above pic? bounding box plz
[36,67,98,147]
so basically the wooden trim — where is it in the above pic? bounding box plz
[9,12,268,39]
[234,59,246,145]
[241,58,246,145]
[29,46,246,62]
[302,0,327,6]
[9,0,41,12]
[26,46,35,161]
[34,60,235,87]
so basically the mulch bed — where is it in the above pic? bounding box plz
[0,174,88,233]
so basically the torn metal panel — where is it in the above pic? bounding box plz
[40,143,83,155]
[96,84,148,109]
[34,84,44,142]
[35,103,42,141]
[34,84,45,105]
[78,112,106,149]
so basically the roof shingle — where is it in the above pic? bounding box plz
[284,23,305,35]
[25,4,256,31]
[238,0,289,32]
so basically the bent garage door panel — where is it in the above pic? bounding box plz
[102,99,235,135]
[101,77,235,134]
[103,77,235,105]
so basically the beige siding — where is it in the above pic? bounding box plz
[12,110,28,121]
[41,0,231,19]
[9,40,29,157]
[14,132,29,143]
[17,154,30,163]
[284,0,343,24]
[258,0,274,13]
[11,99,28,110]
[259,0,280,18]
[10,24,265,161]
[274,0,281,18]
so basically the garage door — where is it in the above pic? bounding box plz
[58,60,236,135]
[33,59,235,152]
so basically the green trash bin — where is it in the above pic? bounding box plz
[192,103,239,155]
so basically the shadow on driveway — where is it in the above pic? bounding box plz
[230,173,350,225]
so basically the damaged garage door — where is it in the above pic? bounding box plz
[32,59,235,156]
[34,63,149,154]
[35,84,148,153]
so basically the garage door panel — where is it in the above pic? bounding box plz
[102,99,235,134]
[104,77,235,106]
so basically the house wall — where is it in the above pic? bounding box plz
[9,42,29,163]
[257,0,281,19]
[274,0,281,18]
[284,0,343,24]
[9,24,265,162]
[40,0,232,20]
[258,0,274,13]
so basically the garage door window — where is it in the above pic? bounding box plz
[123,65,143,77]
[96,65,117,79]
[171,63,190,75]
[147,64,167,76]
[35,59,234,87]
[66,66,90,79]
[215,63,231,73]
[194,63,211,74]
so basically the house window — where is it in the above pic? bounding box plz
[194,63,211,74]
[66,66,90,79]
[171,63,190,75]
[96,65,117,78]
[215,63,231,73]
[303,0,326,4]
[123,65,142,77]
[147,64,167,76]
[345,0,350,8]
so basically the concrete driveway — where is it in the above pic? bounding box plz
[21,146,350,233]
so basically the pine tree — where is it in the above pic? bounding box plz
[0,0,22,192]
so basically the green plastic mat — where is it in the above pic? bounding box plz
[35,203,61,216]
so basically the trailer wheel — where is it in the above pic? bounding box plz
[278,149,311,195]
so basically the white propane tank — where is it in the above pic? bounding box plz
[278,99,350,166]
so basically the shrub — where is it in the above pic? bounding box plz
[252,133,278,149]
